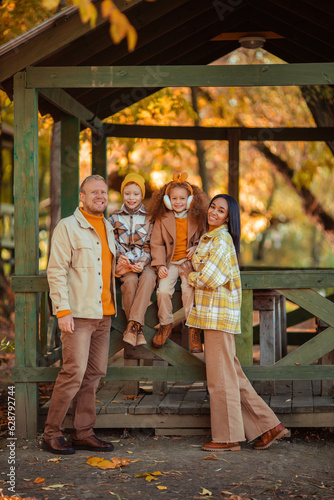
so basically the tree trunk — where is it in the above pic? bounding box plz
[301,85,334,155]
[255,143,334,251]
[191,87,209,195]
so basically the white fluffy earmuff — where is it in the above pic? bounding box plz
[163,194,172,210]
[186,195,193,209]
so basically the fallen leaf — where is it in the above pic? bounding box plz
[200,490,213,497]
[145,475,158,482]
[295,362,300,366]
[157,485,167,490]
[108,493,122,499]
[126,450,134,453]
[87,456,131,470]
[220,491,233,495]
[34,477,45,484]
[23,478,32,481]
[203,453,217,460]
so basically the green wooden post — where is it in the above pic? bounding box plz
[61,115,79,218]
[228,128,240,203]
[13,72,39,438]
[236,289,253,365]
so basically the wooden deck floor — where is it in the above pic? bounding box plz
[40,380,334,435]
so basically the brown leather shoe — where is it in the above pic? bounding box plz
[136,324,147,346]
[189,327,203,353]
[152,323,172,347]
[253,423,288,450]
[123,320,139,346]
[202,441,240,452]
[72,434,114,451]
[43,436,75,455]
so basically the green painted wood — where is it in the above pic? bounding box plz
[228,128,240,202]
[242,270,334,289]
[92,137,107,177]
[275,326,334,366]
[237,289,253,365]
[103,124,334,142]
[12,365,334,382]
[39,89,103,131]
[11,271,334,293]
[26,63,334,89]
[39,292,48,356]
[279,289,334,327]
[13,72,39,438]
[11,275,48,292]
[61,115,79,218]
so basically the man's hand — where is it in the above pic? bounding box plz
[58,313,75,333]
[158,266,168,279]
[131,262,144,273]
[116,255,133,275]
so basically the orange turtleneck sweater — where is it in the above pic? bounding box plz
[57,208,115,318]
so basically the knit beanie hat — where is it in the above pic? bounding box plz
[121,173,145,198]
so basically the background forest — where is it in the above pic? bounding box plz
[1,0,334,282]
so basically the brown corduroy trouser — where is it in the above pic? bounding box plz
[44,316,111,440]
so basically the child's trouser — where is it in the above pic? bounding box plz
[157,258,194,325]
[120,265,156,325]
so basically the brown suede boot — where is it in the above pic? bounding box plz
[123,320,140,347]
[189,327,203,353]
[152,323,172,347]
[136,324,147,346]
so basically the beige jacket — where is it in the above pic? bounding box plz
[150,211,203,269]
[47,208,116,319]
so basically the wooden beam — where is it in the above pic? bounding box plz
[237,289,253,365]
[13,72,39,438]
[11,364,334,382]
[25,63,334,89]
[11,270,334,293]
[103,124,334,141]
[278,289,334,328]
[61,115,80,218]
[39,89,103,131]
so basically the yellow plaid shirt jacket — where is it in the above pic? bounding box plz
[186,224,241,334]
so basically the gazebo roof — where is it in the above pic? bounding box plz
[0,0,333,121]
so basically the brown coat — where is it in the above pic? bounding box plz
[150,211,204,269]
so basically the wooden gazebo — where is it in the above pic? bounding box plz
[0,0,334,437]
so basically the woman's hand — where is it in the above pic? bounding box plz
[158,266,168,279]
[186,246,196,260]
[179,260,193,278]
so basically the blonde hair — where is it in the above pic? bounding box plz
[80,175,107,193]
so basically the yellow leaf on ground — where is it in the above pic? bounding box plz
[87,457,104,466]
[34,477,45,484]
[157,485,167,490]
[199,487,212,496]
[47,457,61,462]
[145,475,158,482]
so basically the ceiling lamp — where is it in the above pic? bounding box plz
[239,36,266,49]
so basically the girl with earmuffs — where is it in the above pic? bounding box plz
[148,173,208,352]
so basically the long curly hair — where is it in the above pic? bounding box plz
[148,180,209,234]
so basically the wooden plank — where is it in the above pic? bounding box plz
[95,382,123,414]
[228,128,240,202]
[26,63,334,89]
[313,397,334,413]
[61,115,79,218]
[92,136,107,177]
[274,326,334,366]
[155,428,210,436]
[13,72,39,439]
[260,308,276,365]
[279,412,334,428]
[12,364,334,382]
[279,289,334,328]
[104,389,134,414]
[236,288,253,365]
[134,394,165,415]
[103,124,334,142]
[292,380,313,413]
[11,271,334,293]
[158,392,186,414]
[242,270,334,289]
[179,384,208,415]
[270,381,292,414]
[39,88,103,131]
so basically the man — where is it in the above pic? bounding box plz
[43,175,116,455]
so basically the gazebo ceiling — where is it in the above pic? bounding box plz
[0,0,333,121]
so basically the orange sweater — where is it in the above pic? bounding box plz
[57,209,115,317]
[172,217,188,261]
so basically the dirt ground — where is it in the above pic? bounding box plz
[0,427,333,500]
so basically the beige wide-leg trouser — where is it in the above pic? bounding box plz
[204,329,280,443]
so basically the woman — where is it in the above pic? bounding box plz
[186,194,288,451]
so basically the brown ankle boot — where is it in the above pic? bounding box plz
[189,327,203,353]
[123,320,140,347]
[152,324,172,347]
[136,324,147,346]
